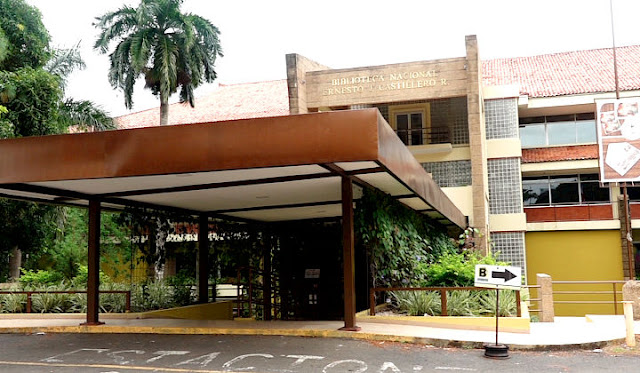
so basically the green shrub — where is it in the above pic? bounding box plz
[131,280,175,311]
[446,290,485,316]
[67,282,131,313]
[31,284,72,313]
[166,273,195,306]
[99,282,129,313]
[391,290,441,316]
[0,286,25,313]
[388,289,519,317]
[70,265,112,288]
[479,289,518,317]
[421,251,506,287]
[18,269,63,287]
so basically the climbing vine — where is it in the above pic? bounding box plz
[355,188,459,288]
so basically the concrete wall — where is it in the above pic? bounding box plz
[526,230,624,315]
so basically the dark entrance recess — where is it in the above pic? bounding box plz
[275,220,343,320]
[222,218,370,323]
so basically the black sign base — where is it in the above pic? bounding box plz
[484,344,510,359]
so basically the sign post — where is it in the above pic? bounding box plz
[474,264,522,359]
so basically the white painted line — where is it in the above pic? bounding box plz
[0,360,242,373]
[434,367,477,371]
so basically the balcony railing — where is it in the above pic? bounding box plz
[396,126,451,146]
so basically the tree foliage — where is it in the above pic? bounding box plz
[0,27,9,64]
[0,67,63,137]
[27,208,133,281]
[0,0,50,71]
[45,42,85,91]
[0,199,58,261]
[94,0,223,124]
[59,98,114,132]
[0,0,113,281]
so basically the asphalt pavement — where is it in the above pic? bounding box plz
[0,313,638,350]
[0,333,638,373]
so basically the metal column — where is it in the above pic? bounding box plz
[83,199,103,325]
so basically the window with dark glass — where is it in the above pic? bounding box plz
[395,112,424,146]
[580,174,610,203]
[523,174,610,206]
[550,175,579,204]
[519,113,596,147]
[626,187,640,201]
[523,177,551,206]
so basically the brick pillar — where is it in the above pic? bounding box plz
[537,273,555,322]
[618,195,635,280]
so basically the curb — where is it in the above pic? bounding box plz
[0,325,622,351]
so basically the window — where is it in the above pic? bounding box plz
[396,112,424,145]
[519,113,596,147]
[389,103,430,146]
[626,187,640,201]
[523,174,610,206]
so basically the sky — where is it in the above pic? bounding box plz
[25,0,640,117]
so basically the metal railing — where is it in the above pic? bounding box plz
[395,126,451,145]
[551,280,626,315]
[369,286,523,317]
[0,290,131,313]
[522,284,541,313]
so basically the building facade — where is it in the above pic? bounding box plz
[117,36,640,314]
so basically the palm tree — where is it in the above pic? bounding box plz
[94,0,223,125]
[46,42,115,132]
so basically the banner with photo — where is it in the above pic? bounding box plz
[596,98,640,183]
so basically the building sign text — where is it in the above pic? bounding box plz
[323,70,448,96]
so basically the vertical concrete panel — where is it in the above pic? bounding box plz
[285,54,330,114]
[465,35,489,253]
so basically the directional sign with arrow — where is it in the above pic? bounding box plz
[474,265,522,290]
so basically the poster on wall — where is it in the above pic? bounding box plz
[596,98,640,183]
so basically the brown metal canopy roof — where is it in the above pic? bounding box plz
[0,109,466,230]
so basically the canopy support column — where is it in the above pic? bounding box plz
[340,177,360,331]
[83,199,103,325]
[198,214,209,303]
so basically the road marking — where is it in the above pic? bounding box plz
[322,359,367,373]
[284,355,325,366]
[379,361,401,372]
[107,349,145,365]
[146,350,189,363]
[434,367,477,371]
[222,353,274,370]
[176,352,220,367]
[42,348,109,362]
[0,360,245,373]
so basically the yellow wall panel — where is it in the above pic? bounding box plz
[525,230,624,316]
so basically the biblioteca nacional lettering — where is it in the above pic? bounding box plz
[323,70,447,96]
